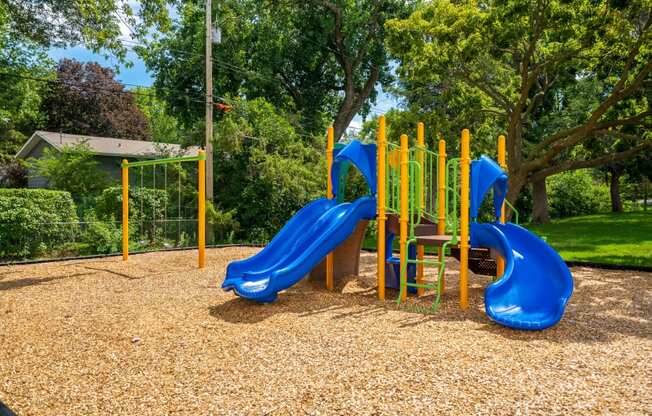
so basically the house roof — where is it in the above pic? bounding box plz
[16,131,200,159]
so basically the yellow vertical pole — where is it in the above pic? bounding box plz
[399,133,409,303]
[497,135,506,277]
[326,126,334,291]
[416,123,425,296]
[437,139,447,292]
[376,116,386,301]
[198,150,206,268]
[460,129,470,309]
[122,160,129,261]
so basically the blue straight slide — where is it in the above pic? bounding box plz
[221,196,376,302]
[222,139,377,303]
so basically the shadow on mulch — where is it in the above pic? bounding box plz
[0,272,91,291]
[208,268,651,345]
[83,266,145,280]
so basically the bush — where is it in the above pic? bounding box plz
[81,210,120,254]
[548,170,610,218]
[0,189,78,258]
[94,186,169,246]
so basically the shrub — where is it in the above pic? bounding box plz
[81,210,120,254]
[548,170,610,218]
[0,189,78,258]
[29,142,111,198]
[94,186,169,245]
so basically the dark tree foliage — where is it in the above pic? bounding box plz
[41,59,152,140]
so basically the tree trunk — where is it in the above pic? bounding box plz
[531,177,551,224]
[505,173,527,222]
[332,95,359,140]
[610,170,623,213]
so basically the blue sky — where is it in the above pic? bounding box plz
[47,45,399,129]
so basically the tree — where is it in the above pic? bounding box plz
[386,0,652,221]
[1,0,172,61]
[213,97,324,240]
[140,0,411,140]
[0,7,52,163]
[29,142,111,198]
[41,59,152,140]
[133,86,183,144]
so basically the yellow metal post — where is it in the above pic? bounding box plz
[460,129,470,309]
[122,160,129,261]
[399,133,409,303]
[376,117,386,301]
[198,150,206,268]
[416,123,425,296]
[437,139,447,292]
[497,135,506,277]
[326,127,334,291]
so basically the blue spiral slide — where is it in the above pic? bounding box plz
[222,141,377,303]
[470,156,573,330]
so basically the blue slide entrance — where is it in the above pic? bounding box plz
[470,156,573,330]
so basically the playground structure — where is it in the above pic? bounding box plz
[223,118,574,329]
[121,151,207,268]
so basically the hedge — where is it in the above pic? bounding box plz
[0,189,78,258]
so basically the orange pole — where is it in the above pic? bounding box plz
[416,122,425,296]
[376,117,386,300]
[399,133,409,303]
[460,129,470,309]
[326,127,334,290]
[122,160,129,261]
[437,139,446,292]
[198,150,206,268]
[497,135,506,277]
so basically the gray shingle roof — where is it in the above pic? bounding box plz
[16,131,200,159]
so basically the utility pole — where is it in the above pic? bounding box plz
[205,0,214,201]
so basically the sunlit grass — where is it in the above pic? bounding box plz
[527,211,652,267]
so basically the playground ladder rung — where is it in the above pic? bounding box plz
[405,282,439,289]
[406,259,441,266]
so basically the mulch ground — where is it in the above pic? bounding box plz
[1,248,650,415]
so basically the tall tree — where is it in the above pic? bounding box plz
[1,0,172,61]
[41,59,151,140]
[140,0,411,140]
[386,0,652,220]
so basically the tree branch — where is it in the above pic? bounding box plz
[528,140,652,181]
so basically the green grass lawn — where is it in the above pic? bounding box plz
[526,211,652,267]
[364,211,652,267]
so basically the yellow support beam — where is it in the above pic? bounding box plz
[326,126,334,291]
[497,135,506,277]
[122,160,129,261]
[198,150,206,268]
[399,133,409,303]
[376,116,386,301]
[416,122,425,296]
[437,138,446,293]
[460,129,470,309]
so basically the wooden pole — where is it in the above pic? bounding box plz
[326,126,334,290]
[122,160,129,261]
[460,129,470,309]
[205,0,214,201]
[376,116,386,300]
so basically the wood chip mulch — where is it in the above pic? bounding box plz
[1,248,650,415]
